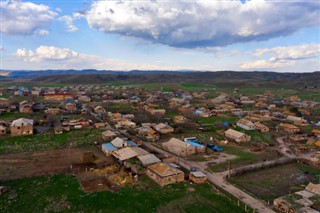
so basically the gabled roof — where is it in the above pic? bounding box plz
[11,118,34,126]
[111,137,127,148]
[102,130,117,137]
[137,154,161,166]
[225,129,245,138]
[162,138,191,149]
[112,147,149,161]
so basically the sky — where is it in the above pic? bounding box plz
[1,0,320,72]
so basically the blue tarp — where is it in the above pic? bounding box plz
[186,141,204,148]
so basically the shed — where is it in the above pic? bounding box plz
[189,171,207,184]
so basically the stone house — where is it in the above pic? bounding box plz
[189,171,207,184]
[236,118,256,130]
[146,162,184,187]
[10,118,33,136]
[65,103,76,111]
[101,130,117,141]
[254,122,269,132]
[279,123,300,133]
[162,138,196,156]
[224,129,251,143]
[154,123,174,134]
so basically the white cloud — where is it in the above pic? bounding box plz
[253,44,320,60]
[241,59,295,70]
[1,1,57,35]
[35,29,50,35]
[59,15,78,32]
[16,46,79,62]
[81,0,319,48]
[241,44,320,70]
[14,45,211,70]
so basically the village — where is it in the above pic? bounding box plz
[0,83,319,213]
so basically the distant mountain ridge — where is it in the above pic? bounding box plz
[1,69,319,86]
[24,70,320,86]
[1,69,201,78]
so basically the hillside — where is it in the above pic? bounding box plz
[31,71,320,86]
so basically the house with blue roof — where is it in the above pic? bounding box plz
[101,143,117,156]
[186,141,205,153]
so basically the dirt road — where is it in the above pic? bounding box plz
[143,142,276,213]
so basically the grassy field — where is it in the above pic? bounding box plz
[229,163,319,202]
[210,144,280,172]
[0,128,105,154]
[0,175,246,213]
[196,114,238,125]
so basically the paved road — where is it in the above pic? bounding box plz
[142,142,275,213]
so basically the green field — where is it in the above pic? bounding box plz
[229,163,319,202]
[210,145,279,172]
[0,175,246,213]
[0,128,105,154]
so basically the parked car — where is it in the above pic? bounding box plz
[207,144,223,152]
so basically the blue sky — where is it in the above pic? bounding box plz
[1,0,320,72]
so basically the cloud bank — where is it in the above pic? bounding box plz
[1,1,57,35]
[81,0,319,48]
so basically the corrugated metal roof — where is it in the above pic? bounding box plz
[102,143,117,151]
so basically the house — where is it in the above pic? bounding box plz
[115,119,136,129]
[112,147,149,161]
[185,140,205,153]
[102,130,117,141]
[254,122,269,132]
[94,106,106,114]
[0,98,9,107]
[78,96,91,103]
[154,123,174,134]
[162,138,196,156]
[279,123,300,133]
[189,171,207,184]
[45,108,61,115]
[101,143,117,156]
[137,154,161,167]
[224,129,251,143]
[10,118,33,136]
[0,125,7,135]
[236,119,255,130]
[110,137,128,148]
[94,122,105,129]
[20,104,33,113]
[31,90,41,96]
[44,93,73,101]
[173,115,187,124]
[65,103,76,111]
[137,126,160,142]
[146,162,184,187]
